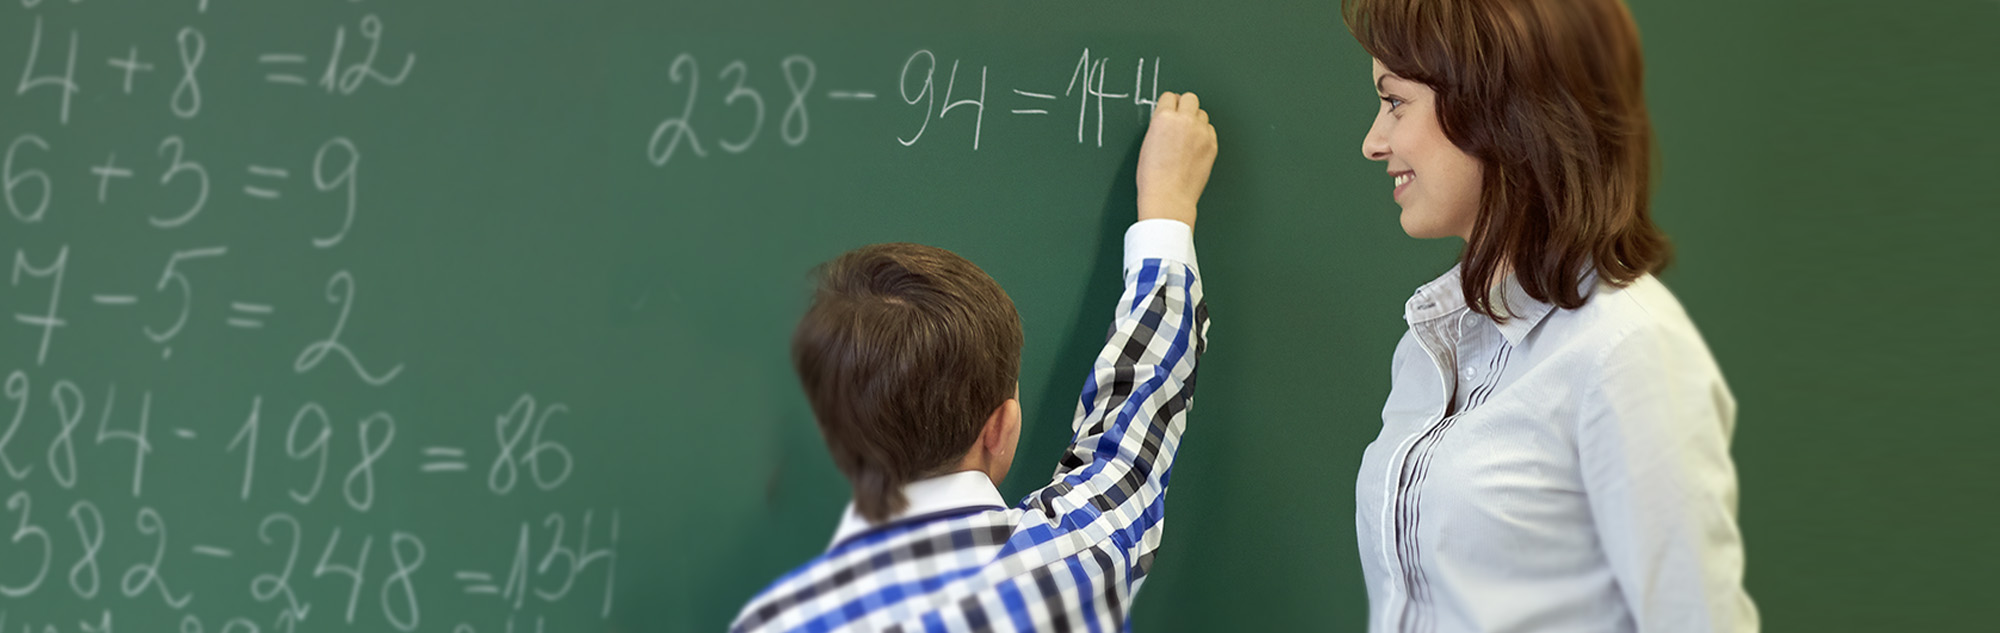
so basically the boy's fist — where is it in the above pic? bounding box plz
[1136,91,1218,229]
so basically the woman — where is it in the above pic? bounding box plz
[1344,0,1758,631]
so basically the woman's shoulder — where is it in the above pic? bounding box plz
[1579,274,1701,337]
[1555,273,1722,375]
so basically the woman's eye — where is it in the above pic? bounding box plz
[1381,96,1405,111]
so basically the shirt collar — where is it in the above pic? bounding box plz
[1402,264,1469,326]
[1490,274,1558,346]
[1404,264,1579,346]
[828,470,1007,551]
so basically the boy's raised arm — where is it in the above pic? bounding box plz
[1021,92,1216,584]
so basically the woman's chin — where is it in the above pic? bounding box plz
[1399,211,1451,239]
[1398,204,1475,240]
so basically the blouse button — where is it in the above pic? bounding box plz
[1462,367,1477,381]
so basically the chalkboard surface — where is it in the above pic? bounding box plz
[1,1,1992,631]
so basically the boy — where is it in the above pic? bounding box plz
[732,92,1217,632]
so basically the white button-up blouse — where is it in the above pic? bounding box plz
[1355,266,1758,633]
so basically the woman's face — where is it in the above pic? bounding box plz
[1363,59,1484,240]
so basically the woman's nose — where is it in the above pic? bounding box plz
[1362,118,1391,161]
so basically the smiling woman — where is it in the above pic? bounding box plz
[1340,0,1758,631]
[1353,0,1667,317]
[1363,61,1487,242]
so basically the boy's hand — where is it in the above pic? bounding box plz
[1136,91,1218,229]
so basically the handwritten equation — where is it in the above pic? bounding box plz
[647,47,1167,165]
[18,11,414,126]
[6,2,1177,631]
[5,3,613,632]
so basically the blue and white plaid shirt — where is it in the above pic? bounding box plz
[732,220,1209,633]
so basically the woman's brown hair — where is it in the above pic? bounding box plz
[1344,0,1671,317]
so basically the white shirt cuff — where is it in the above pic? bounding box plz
[1123,219,1199,277]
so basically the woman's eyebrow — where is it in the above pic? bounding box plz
[1375,74,1400,94]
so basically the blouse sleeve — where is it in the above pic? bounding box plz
[1579,323,1759,632]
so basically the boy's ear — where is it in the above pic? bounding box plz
[982,398,1019,453]
[985,398,1022,486]
[1000,398,1021,448]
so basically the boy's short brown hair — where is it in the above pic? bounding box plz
[791,243,1023,522]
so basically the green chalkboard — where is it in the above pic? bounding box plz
[1,0,1991,631]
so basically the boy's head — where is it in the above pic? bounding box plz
[791,243,1024,523]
